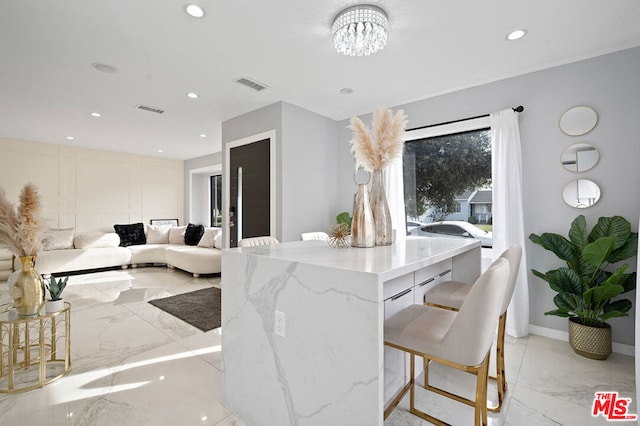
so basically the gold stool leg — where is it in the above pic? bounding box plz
[488,312,507,413]
[423,356,429,388]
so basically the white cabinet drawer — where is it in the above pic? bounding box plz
[414,259,452,285]
[383,272,414,301]
[414,259,452,304]
[384,286,414,406]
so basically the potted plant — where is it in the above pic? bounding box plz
[45,275,68,313]
[529,215,637,359]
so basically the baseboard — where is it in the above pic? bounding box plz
[528,324,635,357]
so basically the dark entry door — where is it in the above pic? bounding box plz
[229,138,271,247]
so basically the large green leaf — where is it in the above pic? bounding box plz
[546,267,584,295]
[585,284,624,306]
[582,237,616,268]
[554,292,579,311]
[600,299,633,321]
[608,232,638,263]
[544,308,572,317]
[528,232,577,262]
[620,272,637,293]
[531,269,551,284]
[568,215,588,251]
[590,216,631,250]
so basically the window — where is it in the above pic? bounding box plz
[210,174,222,227]
[403,116,493,247]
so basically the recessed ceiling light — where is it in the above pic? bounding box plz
[65,136,74,140]
[506,29,527,41]
[90,112,101,117]
[187,92,199,99]
[157,149,164,153]
[92,63,118,73]
[200,134,207,138]
[184,4,205,18]
[340,87,354,95]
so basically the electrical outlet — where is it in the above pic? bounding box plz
[275,310,286,337]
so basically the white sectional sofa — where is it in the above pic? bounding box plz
[10,225,222,278]
[0,249,13,281]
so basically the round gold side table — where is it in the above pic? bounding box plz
[0,302,71,393]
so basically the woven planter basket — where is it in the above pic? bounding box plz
[568,317,612,360]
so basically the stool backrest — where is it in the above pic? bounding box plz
[442,258,510,366]
[498,245,522,315]
[238,236,280,247]
[301,232,329,241]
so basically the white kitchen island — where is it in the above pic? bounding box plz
[221,237,481,426]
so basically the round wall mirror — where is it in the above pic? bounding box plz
[561,142,600,172]
[559,106,598,136]
[562,179,601,208]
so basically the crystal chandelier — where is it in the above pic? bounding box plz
[332,5,389,57]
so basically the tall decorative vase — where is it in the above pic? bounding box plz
[13,256,45,317]
[351,182,375,248]
[370,169,393,246]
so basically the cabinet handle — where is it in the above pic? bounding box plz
[418,277,435,287]
[390,288,412,301]
[439,269,452,277]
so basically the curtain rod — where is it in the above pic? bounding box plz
[406,105,524,132]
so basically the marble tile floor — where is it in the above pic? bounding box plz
[0,267,635,426]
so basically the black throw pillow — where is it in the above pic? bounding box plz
[185,223,205,246]
[114,223,146,247]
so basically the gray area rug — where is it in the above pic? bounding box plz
[149,287,221,332]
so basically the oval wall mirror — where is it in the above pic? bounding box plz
[561,142,600,172]
[562,179,601,208]
[559,106,598,136]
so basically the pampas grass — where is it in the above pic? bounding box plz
[0,183,44,256]
[350,107,408,171]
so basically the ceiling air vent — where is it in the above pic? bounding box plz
[135,104,165,114]
[236,76,268,92]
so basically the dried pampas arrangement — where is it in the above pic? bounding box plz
[350,107,408,171]
[0,183,45,256]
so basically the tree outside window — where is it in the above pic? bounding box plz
[403,128,491,223]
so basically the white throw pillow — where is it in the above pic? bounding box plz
[146,224,171,244]
[42,228,75,251]
[74,232,120,249]
[214,232,222,249]
[197,227,221,248]
[168,226,187,245]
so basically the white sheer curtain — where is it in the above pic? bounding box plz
[491,109,529,338]
[384,158,407,242]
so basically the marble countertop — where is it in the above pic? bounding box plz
[226,237,480,282]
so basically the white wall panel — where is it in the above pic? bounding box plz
[0,139,60,228]
[0,138,183,233]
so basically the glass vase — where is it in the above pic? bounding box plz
[370,169,393,246]
[13,256,45,317]
[351,182,375,248]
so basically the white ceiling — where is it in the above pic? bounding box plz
[1,1,640,160]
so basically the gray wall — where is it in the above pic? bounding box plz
[336,46,640,346]
[221,102,338,243]
[281,102,339,242]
